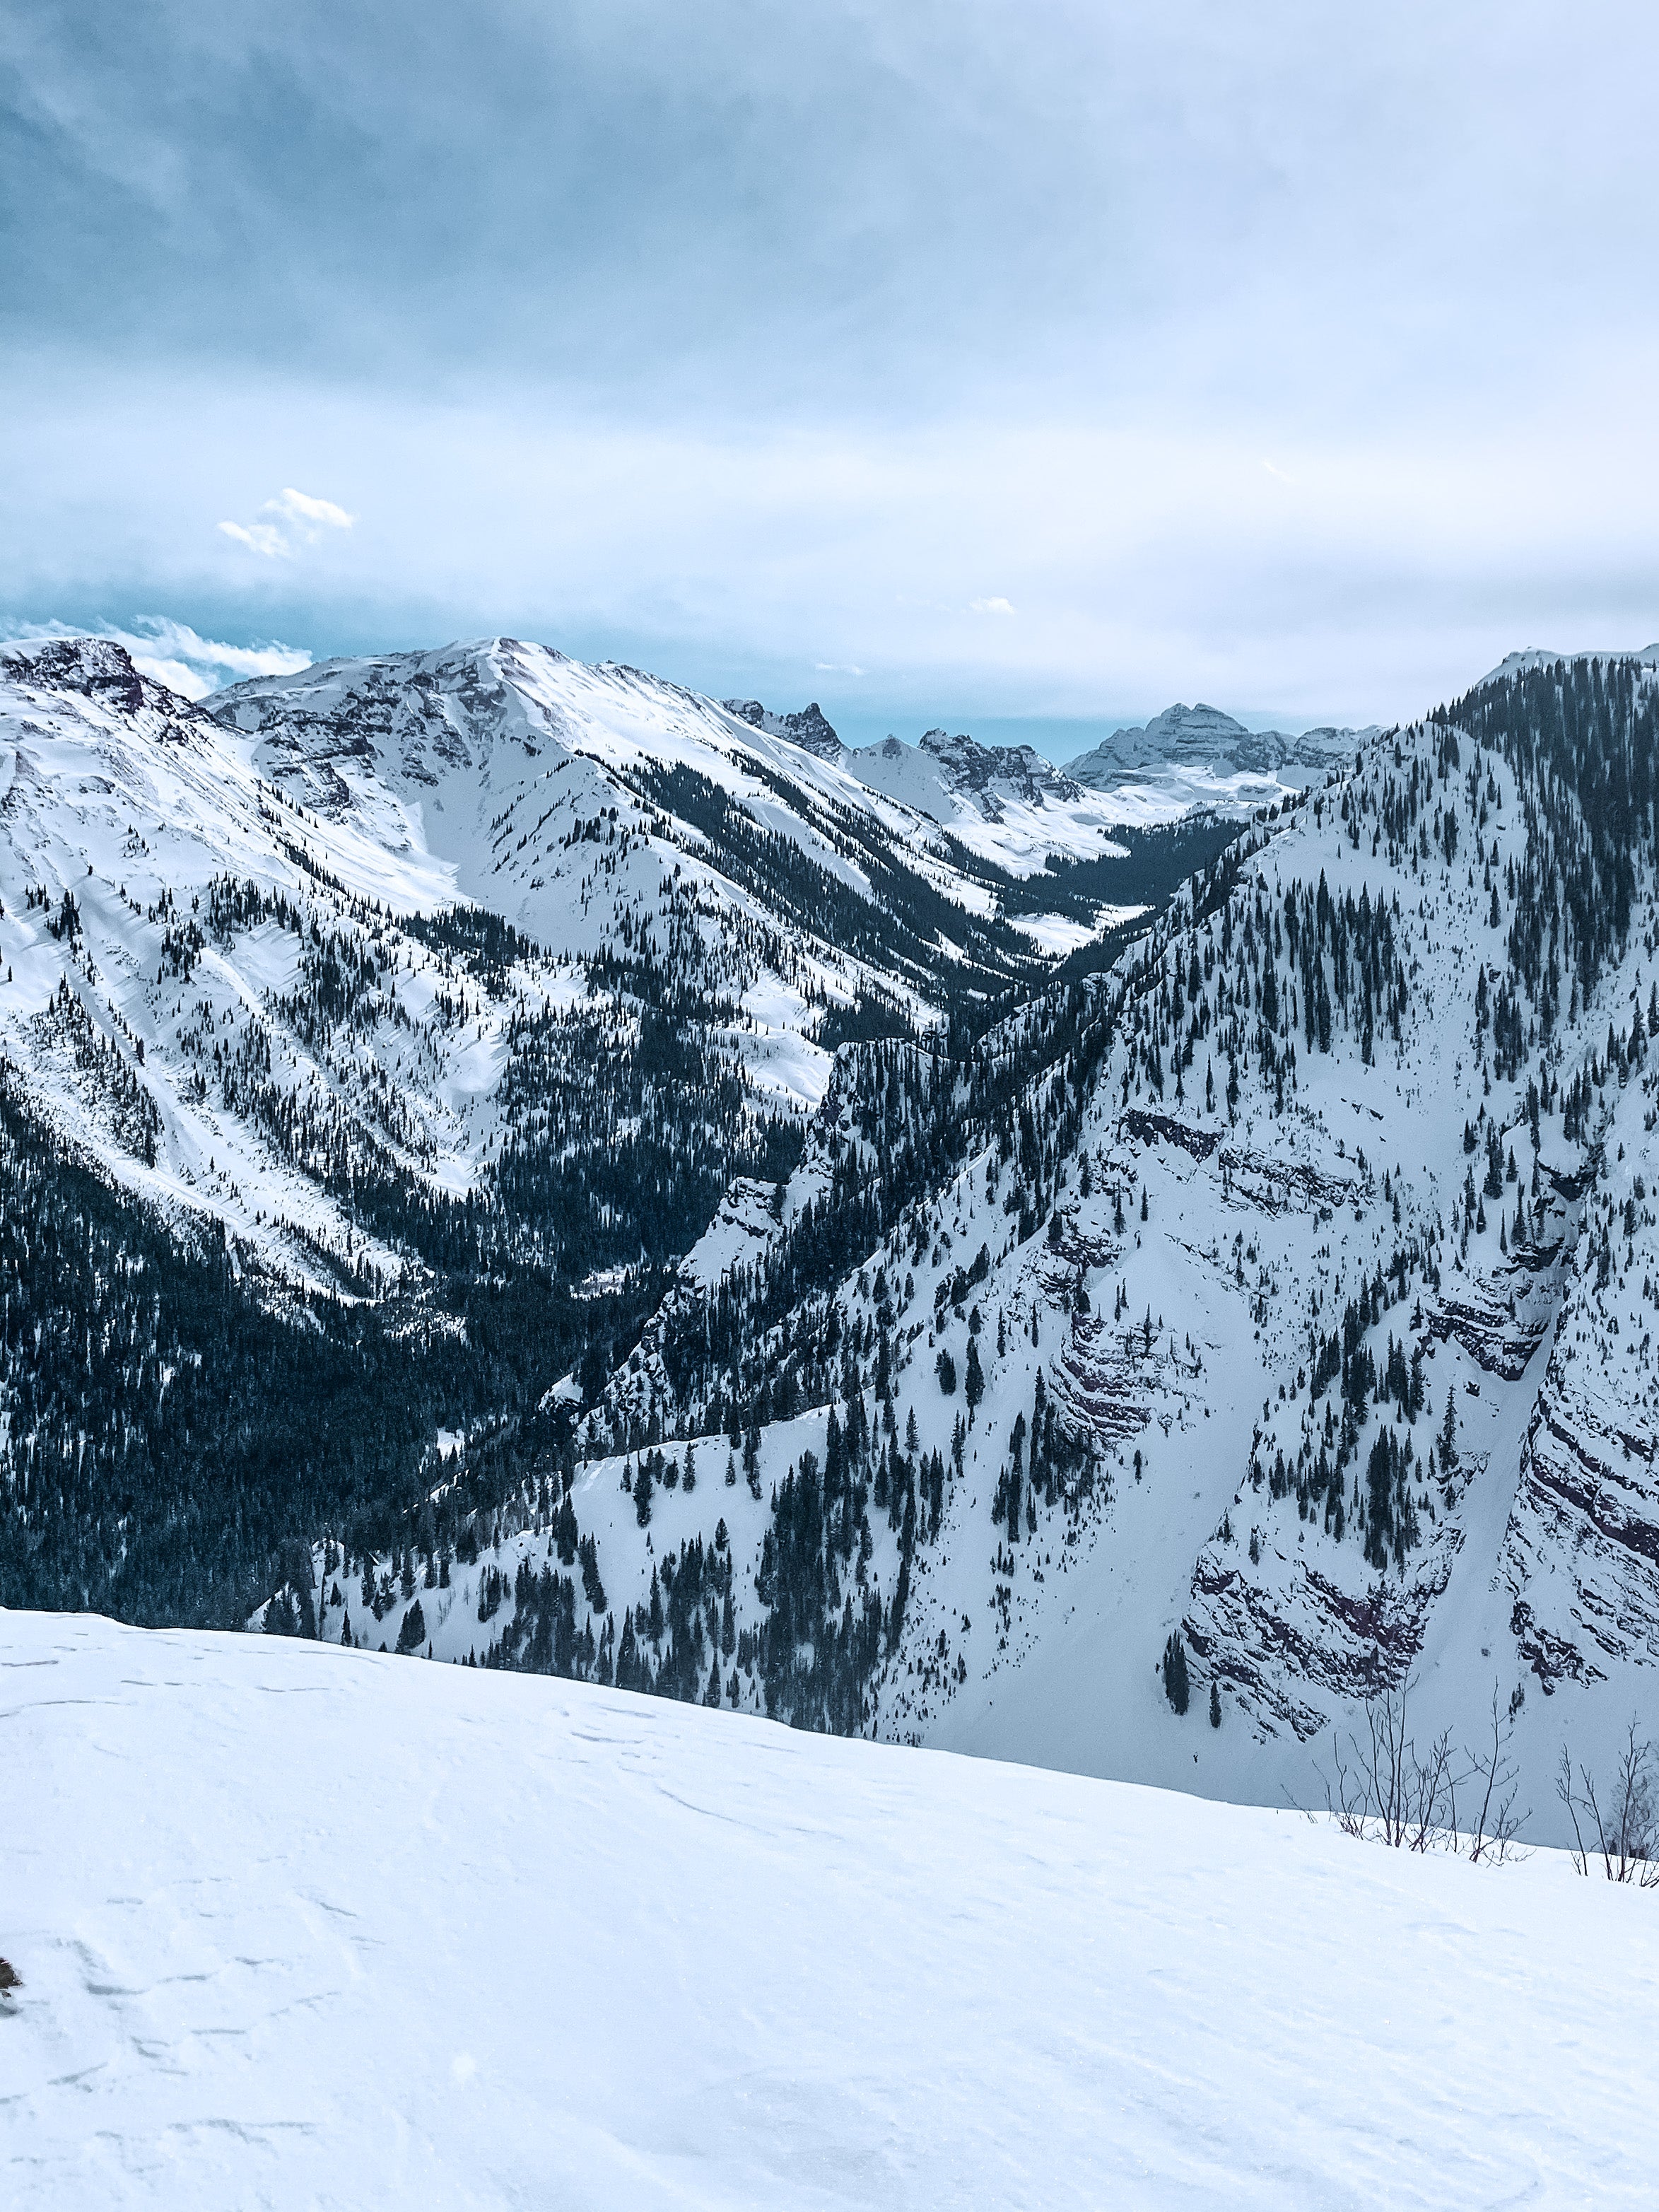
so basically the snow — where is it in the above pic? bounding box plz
[211,639,973,927]
[1479,645,1659,685]
[10,636,1659,1912]
[0,640,481,1288]
[1054,703,1388,826]
[677,1174,784,1289]
[1065,703,1372,793]
[200,636,1163,1095]
[446,669,1659,1830]
[839,729,1140,876]
[4,1608,1655,2211]
[0,635,1246,1306]
[1009,906,1150,956]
